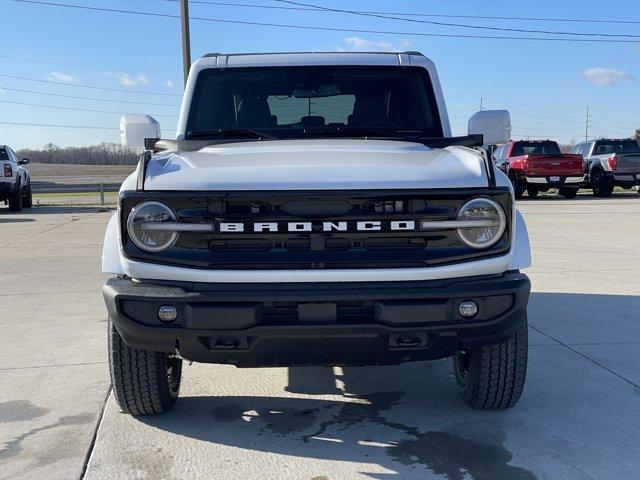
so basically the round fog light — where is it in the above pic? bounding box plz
[458,300,478,319]
[158,305,178,323]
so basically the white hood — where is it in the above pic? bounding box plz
[143,139,488,191]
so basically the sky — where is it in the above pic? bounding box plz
[1,0,639,150]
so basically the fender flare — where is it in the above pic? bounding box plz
[508,209,532,270]
[102,213,125,275]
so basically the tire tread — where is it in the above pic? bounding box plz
[108,319,180,415]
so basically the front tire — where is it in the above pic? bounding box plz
[108,318,182,415]
[453,314,528,410]
[22,183,33,208]
[509,173,525,199]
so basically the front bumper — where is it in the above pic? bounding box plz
[104,271,530,367]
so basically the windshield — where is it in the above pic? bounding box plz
[594,140,640,155]
[512,141,561,156]
[0,148,8,161]
[186,66,443,139]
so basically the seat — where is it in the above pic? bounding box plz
[348,96,388,127]
[236,96,276,129]
[300,116,326,128]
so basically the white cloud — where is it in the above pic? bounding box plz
[106,71,150,87]
[164,79,174,88]
[337,36,411,52]
[46,71,79,83]
[583,67,635,86]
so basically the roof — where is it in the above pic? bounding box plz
[193,51,431,69]
[202,51,425,58]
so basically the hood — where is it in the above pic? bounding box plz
[143,139,488,191]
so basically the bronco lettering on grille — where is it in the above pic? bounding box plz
[217,220,417,233]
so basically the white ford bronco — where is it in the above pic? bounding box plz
[103,52,532,415]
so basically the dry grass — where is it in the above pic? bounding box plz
[25,163,137,177]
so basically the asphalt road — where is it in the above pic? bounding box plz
[1,195,639,480]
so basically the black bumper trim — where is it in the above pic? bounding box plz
[104,272,530,367]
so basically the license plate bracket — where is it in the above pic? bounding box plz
[298,303,337,322]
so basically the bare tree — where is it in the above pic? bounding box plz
[16,143,139,165]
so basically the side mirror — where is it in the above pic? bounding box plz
[19,158,30,165]
[468,110,511,147]
[120,114,161,151]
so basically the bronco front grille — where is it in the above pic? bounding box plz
[120,189,512,270]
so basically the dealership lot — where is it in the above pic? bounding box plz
[1,196,639,480]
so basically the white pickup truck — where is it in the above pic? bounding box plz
[1,145,32,212]
[103,52,532,415]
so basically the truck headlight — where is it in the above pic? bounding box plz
[455,197,506,249]
[127,201,178,252]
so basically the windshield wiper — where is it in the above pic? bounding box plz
[295,127,483,148]
[186,129,278,140]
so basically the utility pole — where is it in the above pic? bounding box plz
[480,97,484,110]
[180,0,191,87]
[585,107,591,141]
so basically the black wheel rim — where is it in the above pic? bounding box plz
[455,350,472,382]
[166,356,181,394]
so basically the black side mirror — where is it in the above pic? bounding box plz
[19,158,30,165]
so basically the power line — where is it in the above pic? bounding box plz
[0,54,180,78]
[0,86,180,107]
[10,0,640,43]
[275,0,640,38]
[0,120,178,131]
[0,73,182,96]
[0,121,119,130]
[0,99,178,118]
[160,0,640,25]
[590,117,640,128]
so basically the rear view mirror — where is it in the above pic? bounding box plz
[293,85,340,98]
[120,114,161,150]
[468,110,511,147]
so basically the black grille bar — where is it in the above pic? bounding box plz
[120,188,512,270]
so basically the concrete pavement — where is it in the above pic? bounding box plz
[1,195,639,479]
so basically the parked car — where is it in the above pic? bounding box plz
[0,145,32,212]
[103,51,532,415]
[493,140,584,199]
[570,138,640,197]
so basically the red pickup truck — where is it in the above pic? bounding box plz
[493,140,585,199]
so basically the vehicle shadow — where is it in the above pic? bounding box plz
[140,363,535,479]
[135,291,640,478]
[517,191,640,202]
[0,206,112,215]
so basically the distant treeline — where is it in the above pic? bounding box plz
[17,143,139,165]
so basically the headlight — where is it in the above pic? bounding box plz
[127,201,178,252]
[455,197,506,249]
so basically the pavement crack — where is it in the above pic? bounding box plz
[80,388,111,480]
[0,289,100,297]
[0,211,102,249]
[529,324,640,390]
[0,361,106,372]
